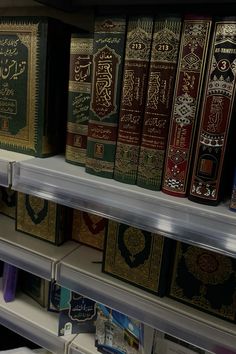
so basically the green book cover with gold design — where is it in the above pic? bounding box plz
[16,192,68,245]
[85,16,126,178]
[65,33,93,166]
[0,16,71,157]
[103,220,175,296]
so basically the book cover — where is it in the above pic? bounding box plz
[162,15,212,197]
[103,220,175,296]
[114,16,154,185]
[229,167,236,211]
[2,262,18,303]
[95,303,142,354]
[0,16,70,157]
[0,186,17,219]
[168,242,236,322]
[72,209,107,250]
[19,270,50,308]
[85,16,126,178]
[189,18,236,205]
[152,329,207,354]
[58,286,96,336]
[65,33,93,166]
[16,192,68,245]
[137,15,182,191]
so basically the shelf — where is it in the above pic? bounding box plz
[69,334,96,354]
[0,214,80,280]
[0,279,76,354]
[56,245,236,353]
[12,155,236,258]
[0,150,32,188]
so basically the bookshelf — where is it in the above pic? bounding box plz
[0,1,236,354]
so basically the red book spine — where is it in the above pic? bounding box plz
[162,16,212,197]
[189,18,236,205]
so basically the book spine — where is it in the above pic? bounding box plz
[85,16,126,178]
[136,16,182,191]
[161,16,212,197]
[113,16,154,185]
[229,167,236,211]
[65,34,93,166]
[189,18,236,205]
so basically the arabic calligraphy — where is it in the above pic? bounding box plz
[0,59,26,80]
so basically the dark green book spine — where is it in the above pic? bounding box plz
[113,16,154,185]
[137,16,182,191]
[65,34,93,166]
[85,16,126,178]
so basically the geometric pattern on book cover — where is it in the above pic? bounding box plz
[66,34,93,166]
[85,16,126,178]
[103,220,165,294]
[137,16,182,191]
[0,186,17,219]
[169,242,236,322]
[189,19,236,204]
[0,17,69,156]
[72,209,107,250]
[114,16,154,185]
[162,17,212,196]
[16,192,65,244]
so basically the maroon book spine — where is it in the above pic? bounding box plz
[161,15,212,197]
[189,18,236,205]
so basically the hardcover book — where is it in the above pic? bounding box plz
[16,192,68,245]
[2,262,18,303]
[95,303,142,354]
[152,329,208,354]
[0,16,71,157]
[72,209,107,250]
[162,15,212,197]
[20,270,50,308]
[65,33,93,166]
[137,15,182,191]
[103,220,175,296]
[169,242,236,322]
[188,17,236,205]
[114,16,154,185]
[58,286,97,336]
[85,16,126,178]
[0,186,17,219]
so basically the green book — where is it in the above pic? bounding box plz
[0,16,71,157]
[65,33,93,166]
[85,16,126,178]
[113,16,154,185]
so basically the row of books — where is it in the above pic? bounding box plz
[0,15,236,208]
[1,260,213,354]
[65,12,236,207]
[1,186,236,324]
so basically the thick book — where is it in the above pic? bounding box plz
[85,16,126,178]
[71,209,107,250]
[0,186,17,219]
[137,15,182,191]
[188,18,236,205]
[16,192,68,245]
[161,15,212,197]
[0,16,71,157]
[168,242,236,323]
[65,33,93,166]
[2,263,18,303]
[103,220,175,296]
[114,16,154,185]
